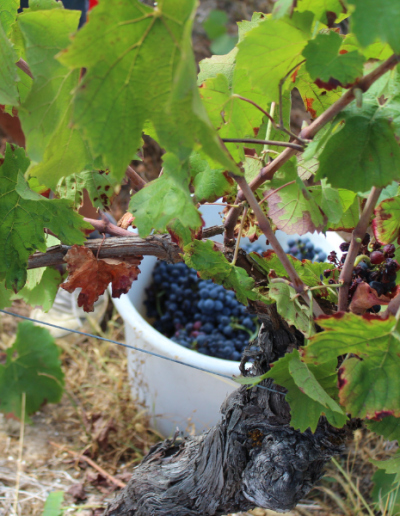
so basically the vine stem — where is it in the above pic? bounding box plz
[223,53,400,243]
[126,165,146,191]
[232,205,248,266]
[233,175,324,317]
[338,187,382,312]
[222,138,303,151]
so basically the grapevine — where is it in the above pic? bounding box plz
[1,0,400,513]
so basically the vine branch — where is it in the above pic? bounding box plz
[222,138,303,151]
[232,174,325,318]
[223,53,400,243]
[337,187,383,312]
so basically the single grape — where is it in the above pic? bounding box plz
[370,281,384,296]
[383,244,396,258]
[339,242,350,252]
[323,269,332,278]
[370,251,385,265]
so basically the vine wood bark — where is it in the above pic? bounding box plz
[104,311,349,516]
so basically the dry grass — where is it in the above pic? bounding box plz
[0,301,399,516]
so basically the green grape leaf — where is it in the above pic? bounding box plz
[198,48,237,86]
[0,23,19,105]
[0,321,64,420]
[265,167,327,235]
[371,453,400,484]
[251,250,335,292]
[297,0,347,25]
[236,12,313,102]
[184,240,269,305]
[59,0,237,181]
[309,179,343,224]
[55,170,118,210]
[268,282,313,337]
[0,0,18,36]
[28,0,63,11]
[18,9,94,189]
[304,312,400,419]
[189,152,234,203]
[327,190,359,231]
[303,31,365,86]
[264,350,347,432]
[348,0,400,53]
[200,73,267,161]
[371,469,400,513]
[367,416,400,443]
[42,491,64,516]
[0,282,13,309]
[197,13,264,86]
[316,101,400,192]
[373,196,400,245]
[13,267,62,312]
[0,144,92,292]
[129,153,202,246]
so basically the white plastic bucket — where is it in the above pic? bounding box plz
[112,203,343,437]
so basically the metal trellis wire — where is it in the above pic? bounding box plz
[0,309,285,396]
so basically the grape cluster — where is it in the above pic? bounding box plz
[145,261,257,361]
[286,238,327,262]
[323,234,399,310]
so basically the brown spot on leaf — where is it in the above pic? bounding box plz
[372,410,395,421]
[253,127,260,137]
[339,49,348,55]
[304,97,317,118]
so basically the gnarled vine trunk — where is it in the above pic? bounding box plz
[104,311,349,516]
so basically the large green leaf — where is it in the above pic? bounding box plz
[251,250,335,290]
[189,152,234,203]
[12,267,62,312]
[59,0,237,180]
[264,350,346,432]
[0,0,18,36]
[292,67,342,119]
[371,453,400,484]
[303,31,365,86]
[264,161,327,235]
[0,144,91,292]
[55,170,119,210]
[129,153,202,245]
[0,23,19,105]
[0,321,64,420]
[327,190,359,232]
[184,240,269,305]
[304,313,400,419]
[268,282,313,337]
[297,0,347,24]
[373,196,400,245]
[348,0,400,53]
[0,282,13,309]
[367,416,400,443]
[235,12,313,102]
[316,100,400,192]
[200,72,267,161]
[18,9,94,189]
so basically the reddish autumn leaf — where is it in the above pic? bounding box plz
[349,281,393,315]
[61,245,142,312]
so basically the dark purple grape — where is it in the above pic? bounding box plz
[323,269,332,278]
[383,244,396,258]
[339,242,350,252]
[370,281,384,296]
[370,251,385,265]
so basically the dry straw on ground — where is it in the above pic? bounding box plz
[0,301,398,516]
